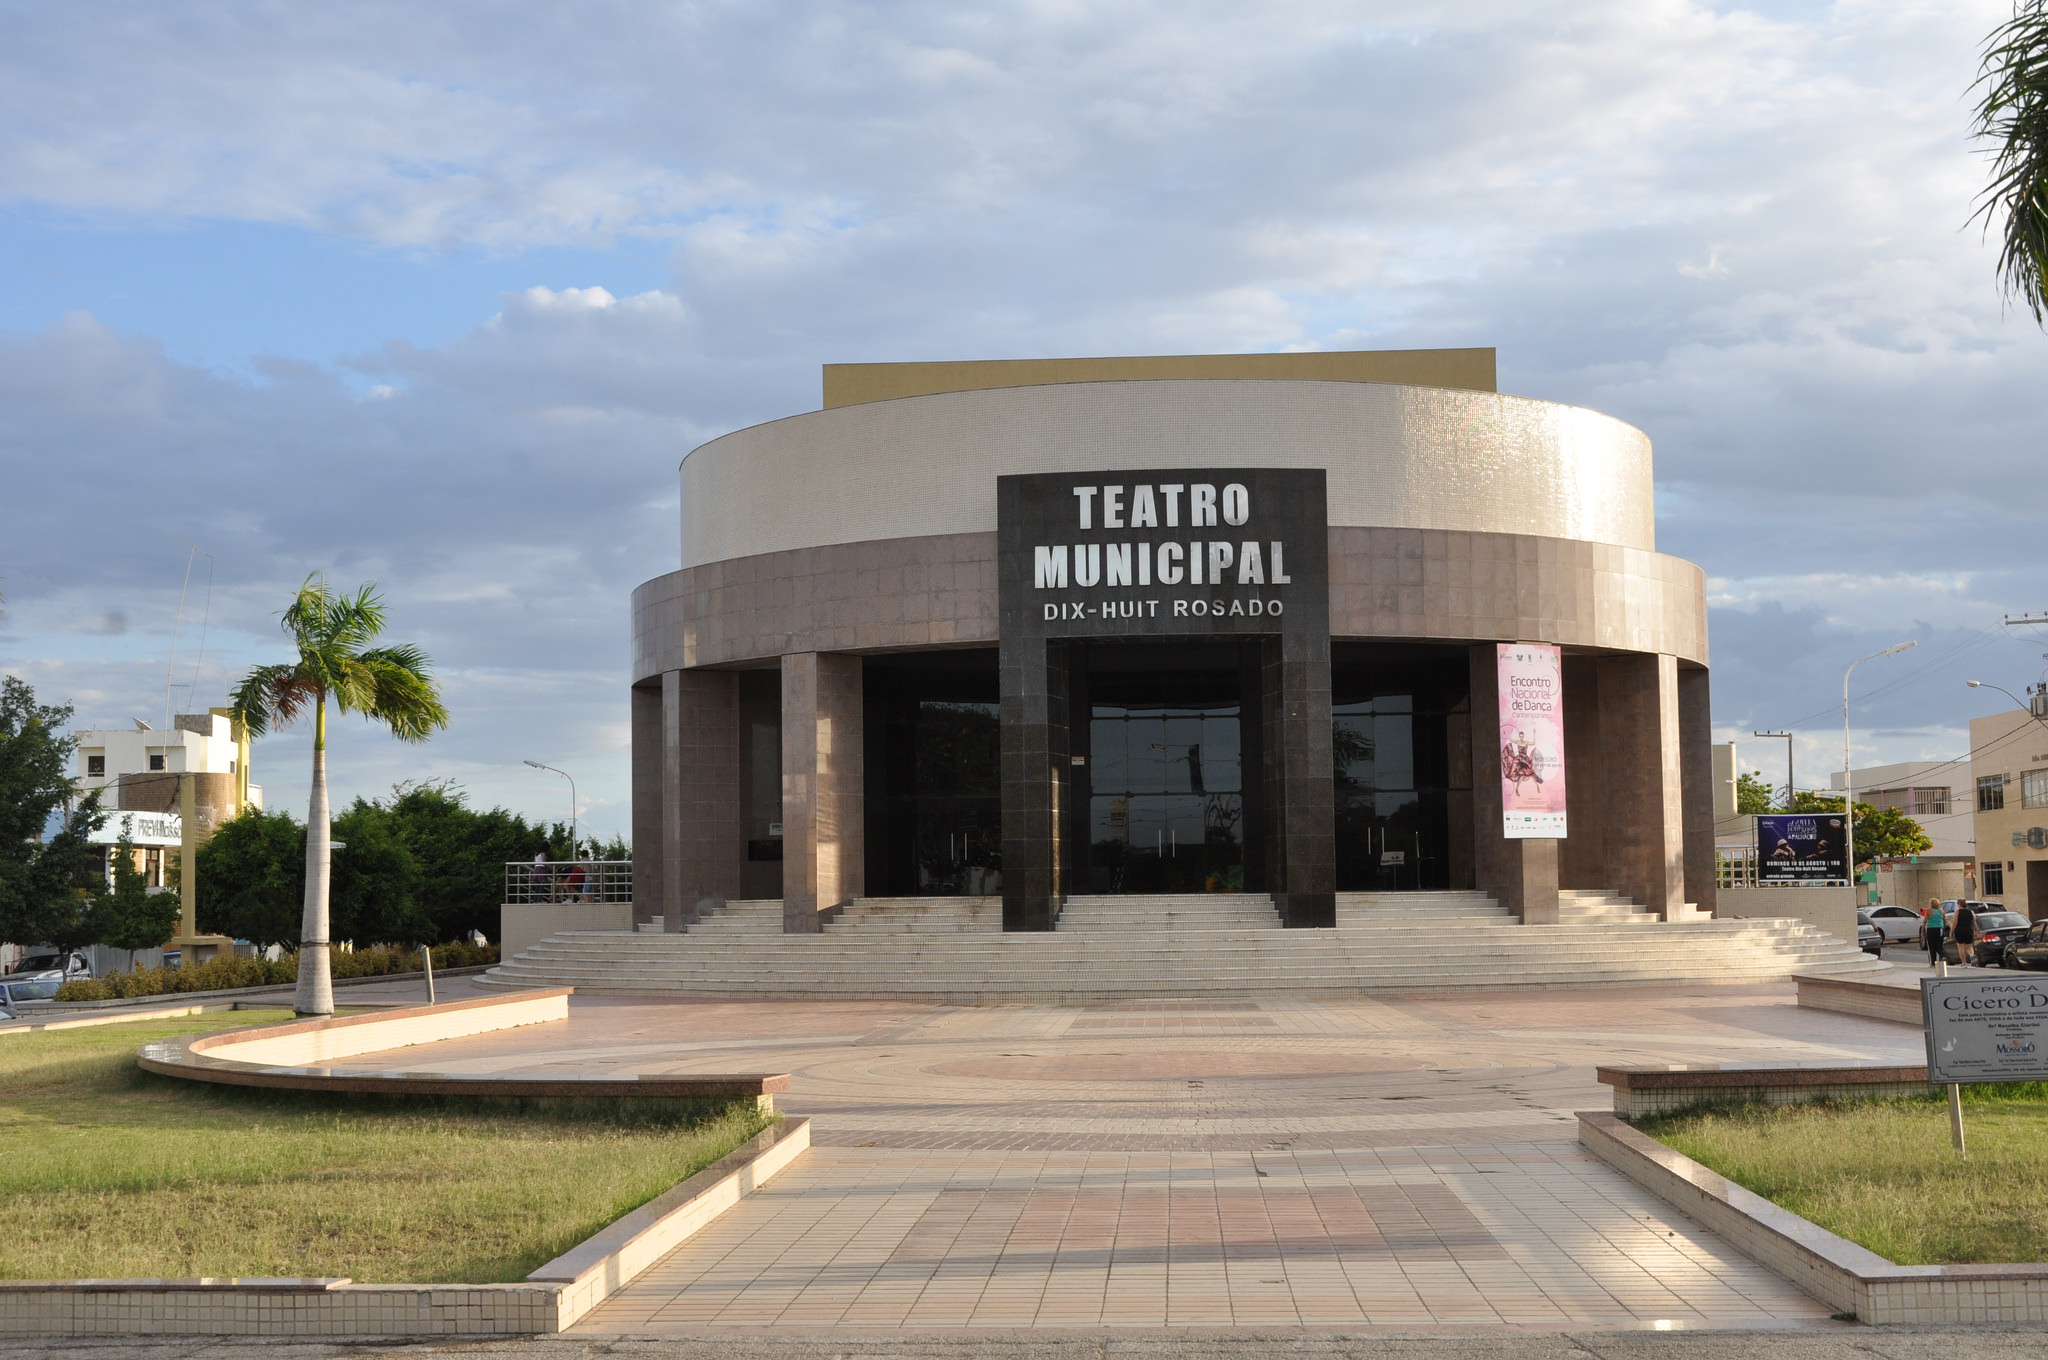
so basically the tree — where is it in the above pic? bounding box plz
[230,577,447,1015]
[1975,0,2048,323]
[1736,770,1776,815]
[1785,791,1934,865]
[0,675,106,950]
[100,834,182,966]
[194,807,306,949]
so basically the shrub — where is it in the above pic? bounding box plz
[54,940,499,1001]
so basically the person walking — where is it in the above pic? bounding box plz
[1951,899,1978,967]
[1924,897,1948,968]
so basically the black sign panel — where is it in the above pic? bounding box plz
[997,468,1329,640]
[1756,813,1848,883]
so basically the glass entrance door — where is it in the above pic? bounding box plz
[1087,702,1244,892]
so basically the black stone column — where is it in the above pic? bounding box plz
[1000,633,1069,930]
[1261,631,1336,926]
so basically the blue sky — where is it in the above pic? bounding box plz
[1,0,2045,839]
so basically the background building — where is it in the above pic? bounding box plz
[1830,762,1972,907]
[1970,706,2048,915]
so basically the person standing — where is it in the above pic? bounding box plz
[1924,897,1947,968]
[1951,900,1978,967]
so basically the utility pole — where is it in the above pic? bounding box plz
[1845,642,1917,901]
[1754,731,1793,808]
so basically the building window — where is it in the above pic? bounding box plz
[2025,769,2048,809]
[1911,787,1950,816]
[1979,774,2006,812]
[86,755,105,776]
[1985,863,2006,895]
[149,754,165,771]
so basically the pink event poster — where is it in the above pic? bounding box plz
[1497,642,1567,839]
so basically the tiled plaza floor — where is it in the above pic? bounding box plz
[329,980,1924,1332]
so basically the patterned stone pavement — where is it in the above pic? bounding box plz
[329,981,1926,1332]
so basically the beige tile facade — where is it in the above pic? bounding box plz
[1970,708,2048,915]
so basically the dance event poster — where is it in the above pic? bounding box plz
[1497,642,1568,839]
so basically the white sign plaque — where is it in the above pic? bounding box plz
[1921,975,2048,1084]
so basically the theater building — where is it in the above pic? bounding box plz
[628,349,1718,935]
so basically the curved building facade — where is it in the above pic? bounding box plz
[630,349,1716,935]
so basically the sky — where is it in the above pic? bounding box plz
[2,0,2045,841]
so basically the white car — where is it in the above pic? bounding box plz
[1866,905,1924,943]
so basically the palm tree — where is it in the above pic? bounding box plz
[1975,0,2048,323]
[230,576,448,1015]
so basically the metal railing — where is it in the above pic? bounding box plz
[504,860,633,904]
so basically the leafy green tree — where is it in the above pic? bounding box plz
[1736,771,1777,815]
[331,797,428,945]
[100,834,182,965]
[229,577,448,1015]
[0,675,107,950]
[194,807,305,948]
[1785,791,1934,864]
[1975,0,2048,323]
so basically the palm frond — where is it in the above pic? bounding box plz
[357,648,450,743]
[1973,0,2048,323]
[227,664,317,736]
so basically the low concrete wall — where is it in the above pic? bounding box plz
[1580,1111,2048,1324]
[1796,973,1923,1026]
[1597,1061,1929,1119]
[1718,885,1856,943]
[191,989,570,1068]
[0,1118,812,1337]
[502,901,633,959]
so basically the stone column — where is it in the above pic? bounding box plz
[1000,634,1068,931]
[782,652,864,932]
[1595,653,1688,920]
[1260,632,1336,927]
[1468,644,1562,923]
[662,669,742,932]
[630,681,665,927]
[1678,664,1718,918]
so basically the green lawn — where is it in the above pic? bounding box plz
[1643,1088,2048,1265]
[0,1009,771,1283]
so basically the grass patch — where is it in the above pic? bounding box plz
[0,1010,771,1283]
[1642,1087,2048,1265]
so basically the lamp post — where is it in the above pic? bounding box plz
[1753,730,1794,808]
[1845,642,1917,899]
[523,760,577,860]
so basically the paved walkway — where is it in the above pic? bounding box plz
[324,980,1924,1333]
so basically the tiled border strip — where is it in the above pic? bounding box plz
[0,1117,809,1336]
[1579,1111,2048,1324]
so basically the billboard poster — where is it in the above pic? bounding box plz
[1497,642,1566,839]
[1755,813,1847,883]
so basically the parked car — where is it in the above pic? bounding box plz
[1855,909,1884,956]
[0,951,92,1002]
[1966,910,2033,965]
[1866,904,1924,942]
[2000,920,2048,971]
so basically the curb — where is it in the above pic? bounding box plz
[0,1112,808,1336]
[1578,1110,2048,1324]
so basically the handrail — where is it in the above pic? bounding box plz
[504,860,632,904]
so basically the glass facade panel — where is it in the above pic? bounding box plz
[864,651,1004,896]
[1088,702,1244,892]
[1331,643,1470,892]
[1980,774,2007,812]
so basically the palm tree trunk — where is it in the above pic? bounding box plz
[293,696,334,1016]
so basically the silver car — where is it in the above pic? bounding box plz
[0,951,91,1002]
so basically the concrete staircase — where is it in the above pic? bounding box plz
[483,889,1887,1003]
[1556,889,1661,925]
[1057,894,1282,931]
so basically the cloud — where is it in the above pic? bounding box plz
[2,0,2046,825]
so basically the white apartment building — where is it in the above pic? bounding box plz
[73,708,261,832]
[1829,761,1974,907]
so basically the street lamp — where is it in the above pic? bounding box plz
[1753,730,1793,808]
[1844,641,1917,898]
[523,760,578,860]
[1966,679,2048,727]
